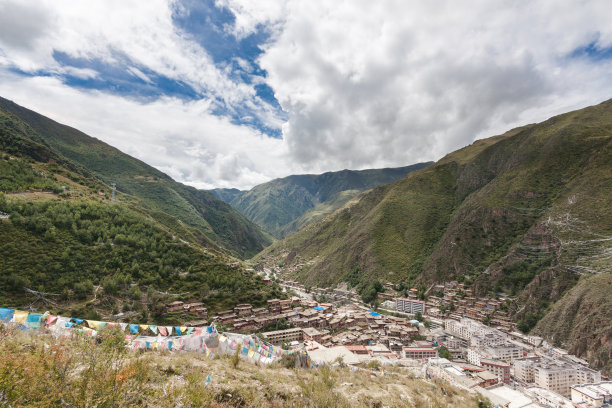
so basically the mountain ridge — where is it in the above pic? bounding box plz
[0,96,272,259]
[255,98,612,373]
[211,162,432,238]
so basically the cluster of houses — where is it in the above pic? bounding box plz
[164,275,609,408]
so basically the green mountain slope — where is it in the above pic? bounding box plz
[256,99,612,372]
[0,108,282,321]
[209,187,246,203]
[533,273,612,376]
[0,97,272,259]
[211,163,431,238]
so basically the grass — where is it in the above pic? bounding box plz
[0,325,487,407]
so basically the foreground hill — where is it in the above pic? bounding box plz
[211,163,431,238]
[0,96,272,259]
[257,99,612,372]
[0,105,281,321]
[0,328,485,408]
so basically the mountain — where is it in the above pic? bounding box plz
[0,96,272,259]
[0,101,283,321]
[209,187,246,204]
[256,99,612,372]
[211,163,431,238]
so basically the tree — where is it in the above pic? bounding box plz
[437,345,452,360]
[414,311,423,322]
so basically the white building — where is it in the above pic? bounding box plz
[526,387,573,408]
[445,318,499,341]
[514,357,601,398]
[468,343,524,365]
[396,298,425,315]
[570,381,612,407]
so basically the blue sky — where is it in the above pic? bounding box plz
[0,0,611,189]
[9,0,285,138]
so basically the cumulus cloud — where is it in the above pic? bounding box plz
[1,0,612,189]
[227,0,612,171]
[0,72,294,189]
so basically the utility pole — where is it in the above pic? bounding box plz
[111,183,116,203]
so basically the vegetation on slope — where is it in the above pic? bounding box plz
[0,106,281,322]
[0,326,487,408]
[0,96,272,259]
[212,163,431,238]
[534,273,612,376]
[257,99,612,371]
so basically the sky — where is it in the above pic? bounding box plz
[1,0,612,190]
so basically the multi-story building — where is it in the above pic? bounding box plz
[261,327,303,345]
[514,357,602,398]
[234,304,252,316]
[302,327,324,343]
[403,346,437,361]
[396,298,426,315]
[470,333,506,348]
[468,343,523,365]
[480,358,511,384]
[526,387,573,408]
[570,381,612,407]
[445,318,497,341]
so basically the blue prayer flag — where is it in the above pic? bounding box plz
[0,307,14,322]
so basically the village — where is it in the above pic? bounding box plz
[165,275,610,408]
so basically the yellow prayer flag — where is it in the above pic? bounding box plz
[180,326,187,333]
[13,310,28,323]
[87,320,101,330]
[140,324,149,331]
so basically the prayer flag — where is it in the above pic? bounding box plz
[26,313,42,329]
[129,324,139,334]
[13,310,28,323]
[150,325,158,334]
[0,308,14,322]
[87,320,102,330]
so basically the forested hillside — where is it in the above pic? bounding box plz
[211,163,431,238]
[0,97,272,259]
[0,106,282,323]
[256,99,612,372]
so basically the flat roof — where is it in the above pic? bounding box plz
[571,381,612,400]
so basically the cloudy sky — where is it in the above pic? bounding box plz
[1,0,612,189]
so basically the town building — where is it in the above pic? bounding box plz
[261,327,303,345]
[396,298,426,315]
[514,357,602,398]
[403,346,437,361]
[570,381,612,407]
[480,358,511,384]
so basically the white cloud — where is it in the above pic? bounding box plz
[1,0,612,189]
[226,0,612,171]
[0,72,296,190]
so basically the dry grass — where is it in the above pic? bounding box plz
[0,325,487,407]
